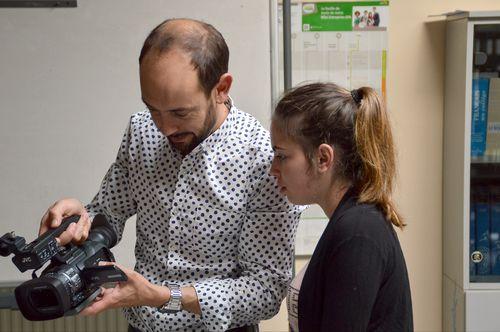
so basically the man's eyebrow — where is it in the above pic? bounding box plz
[170,106,198,113]
[142,99,197,113]
[272,145,285,151]
[142,98,157,111]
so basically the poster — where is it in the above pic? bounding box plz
[278,1,388,98]
[278,1,389,255]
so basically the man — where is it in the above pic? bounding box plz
[373,7,380,27]
[38,19,302,332]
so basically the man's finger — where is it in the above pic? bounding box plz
[56,222,77,246]
[72,222,85,243]
[80,214,91,242]
[94,286,106,301]
[98,261,115,267]
[47,206,65,226]
[39,209,62,235]
[80,290,116,316]
[74,214,91,244]
[80,299,109,316]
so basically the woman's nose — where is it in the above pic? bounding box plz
[269,158,280,178]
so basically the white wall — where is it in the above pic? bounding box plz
[0,0,272,283]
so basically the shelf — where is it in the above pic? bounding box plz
[471,275,500,283]
[470,162,500,182]
[471,156,500,164]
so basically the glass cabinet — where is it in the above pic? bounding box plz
[469,24,500,283]
[443,11,500,332]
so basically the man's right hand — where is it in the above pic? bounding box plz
[39,198,92,246]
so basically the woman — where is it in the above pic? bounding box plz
[368,12,374,26]
[270,83,413,331]
[353,11,361,28]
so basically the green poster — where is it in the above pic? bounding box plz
[302,1,389,32]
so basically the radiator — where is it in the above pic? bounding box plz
[0,287,129,332]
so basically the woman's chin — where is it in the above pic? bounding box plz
[283,192,301,205]
[284,193,313,206]
[279,186,309,205]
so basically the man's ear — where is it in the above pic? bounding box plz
[316,143,335,174]
[215,73,233,104]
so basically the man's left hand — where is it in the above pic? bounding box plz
[80,262,170,316]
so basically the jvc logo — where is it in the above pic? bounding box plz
[22,257,32,264]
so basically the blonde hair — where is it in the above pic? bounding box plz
[273,82,404,228]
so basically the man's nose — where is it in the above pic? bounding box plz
[155,116,178,136]
[161,124,178,137]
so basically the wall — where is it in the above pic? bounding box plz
[0,0,272,282]
[389,1,498,331]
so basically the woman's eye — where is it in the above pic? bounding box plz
[275,154,287,161]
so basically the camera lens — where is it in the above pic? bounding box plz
[29,288,58,309]
[15,277,69,321]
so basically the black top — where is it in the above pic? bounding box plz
[298,189,413,332]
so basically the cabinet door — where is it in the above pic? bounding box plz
[466,290,500,329]
[469,24,500,283]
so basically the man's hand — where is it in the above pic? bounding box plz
[80,262,170,316]
[39,198,91,246]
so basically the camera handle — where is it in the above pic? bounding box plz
[62,265,128,316]
[0,215,80,272]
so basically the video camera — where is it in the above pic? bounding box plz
[0,214,127,321]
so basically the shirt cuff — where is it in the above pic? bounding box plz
[193,279,233,331]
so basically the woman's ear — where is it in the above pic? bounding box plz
[316,144,334,173]
[215,73,233,104]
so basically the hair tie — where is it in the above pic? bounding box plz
[351,89,362,105]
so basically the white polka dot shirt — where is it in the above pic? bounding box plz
[86,103,302,331]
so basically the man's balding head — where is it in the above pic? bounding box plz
[139,19,229,97]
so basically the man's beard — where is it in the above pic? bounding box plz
[172,102,217,156]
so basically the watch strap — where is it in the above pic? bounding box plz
[158,282,182,313]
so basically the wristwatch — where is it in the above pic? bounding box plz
[158,282,182,313]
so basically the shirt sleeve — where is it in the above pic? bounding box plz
[85,117,137,243]
[320,235,385,331]
[193,149,303,331]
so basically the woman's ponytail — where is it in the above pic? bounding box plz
[354,87,405,228]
